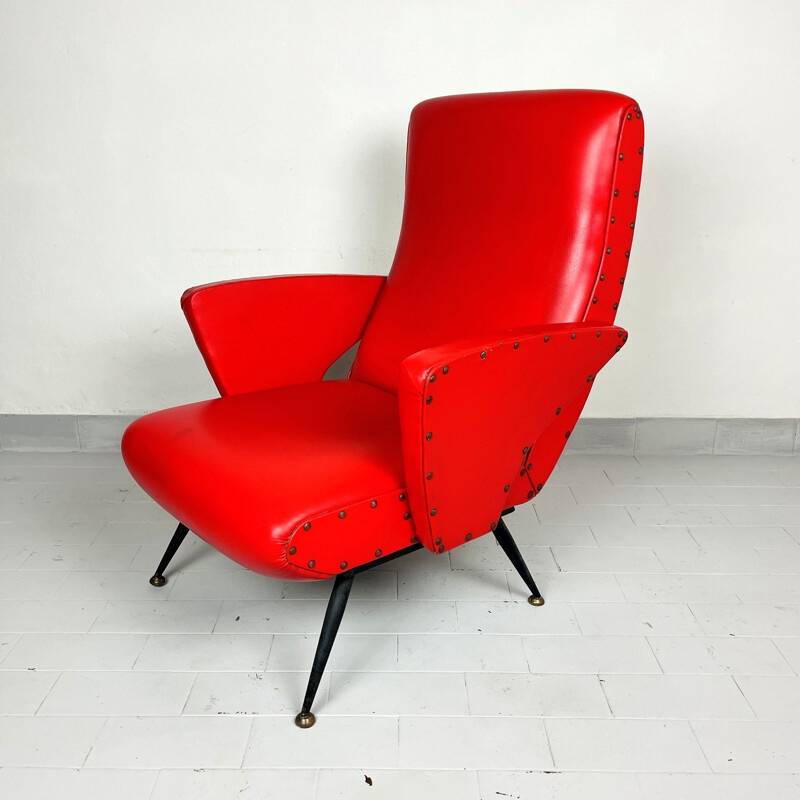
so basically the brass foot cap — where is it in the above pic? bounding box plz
[295,711,316,729]
[149,575,167,587]
[528,595,545,606]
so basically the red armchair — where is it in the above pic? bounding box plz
[123,89,644,727]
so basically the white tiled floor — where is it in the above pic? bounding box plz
[1,452,800,798]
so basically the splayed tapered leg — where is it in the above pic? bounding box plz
[493,516,544,605]
[295,570,355,728]
[149,522,190,587]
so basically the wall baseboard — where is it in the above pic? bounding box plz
[1,414,799,456]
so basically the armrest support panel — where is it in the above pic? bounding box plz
[181,274,386,396]
[398,322,627,552]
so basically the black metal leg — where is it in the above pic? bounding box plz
[295,571,355,728]
[149,522,190,587]
[494,517,545,606]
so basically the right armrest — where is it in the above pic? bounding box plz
[181,274,386,396]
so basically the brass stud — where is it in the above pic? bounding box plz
[527,463,532,471]
[630,222,635,229]
[634,190,639,198]
[425,432,433,440]
[435,537,442,545]
[587,375,594,382]
[618,331,623,337]
[527,490,534,499]
[611,216,616,223]
[556,407,562,415]
[616,345,621,352]
[520,469,526,477]
[537,483,543,491]
[544,335,550,342]
[429,374,436,383]
[370,500,378,508]
[308,560,316,568]
[465,533,473,541]
[375,549,382,557]
[480,351,487,359]
[404,512,411,520]
[565,430,571,438]
[529,595,545,606]
[437,545,445,553]
[522,446,529,454]
[430,508,437,516]
[600,274,605,281]
[425,396,433,405]
[606,247,612,254]
[623,334,628,341]
[504,484,510,492]
[627,113,632,120]
[625,251,630,258]
[426,472,433,480]
[442,365,449,374]
[303,522,311,531]
[596,331,602,338]
[289,546,297,555]
[295,711,315,728]
[636,111,641,118]
[619,153,624,160]
[571,332,577,339]
[592,297,598,304]
[338,510,346,519]
[613,302,619,310]
[410,534,418,542]
[638,147,643,154]
[491,522,497,531]
[614,189,619,196]
[340,561,348,570]
[399,492,406,500]
[513,342,519,349]
[620,277,625,285]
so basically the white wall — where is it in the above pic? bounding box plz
[2,0,798,417]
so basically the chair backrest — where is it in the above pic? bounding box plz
[351,89,644,394]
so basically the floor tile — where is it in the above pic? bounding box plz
[151,769,317,800]
[0,545,35,569]
[399,716,552,769]
[691,720,800,772]
[0,632,146,671]
[134,633,272,672]
[18,545,140,572]
[691,603,800,637]
[398,569,510,600]
[317,769,480,800]
[326,671,468,716]
[0,715,106,766]
[734,676,800,720]
[0,521,99,546]
[774,638,800,673]
[0,768,157,800]
[466,672,610,717]
[398,633,527,672]
[54,571,177,601]
[268,633,397,672]
[523,635,661,674]
[184,670,328,716]
[573,602,705,636]
[552,546,665,573]
[216,600,457,634]
[86,716,252,768]
[627,505,730,526]
[0,599,106,632]
[0,570,69,599]
[648,636,794,675]
[244,716,398,768]
[0,670,59,713]
[600,673,754,719]
[688,525,797,549]
[90,600,223,634]
[282,570,397,600]
[166,570,284,601]
[456,600,580,634]
[616,573,742,603]
[519,572,625,602]
[448,543,557,572]
[590,524,696,549]
[572,485,666,505]
[546,718,709,772]
[636,772,800,800]
[479,770,644,800]
[654,548,771,574]
[38,670,195,715]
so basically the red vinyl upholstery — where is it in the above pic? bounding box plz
[122,89,644,580]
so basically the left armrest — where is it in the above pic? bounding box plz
[398,322,628,552]
[181,274,386,396]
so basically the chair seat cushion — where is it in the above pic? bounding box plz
[122,380,416,579]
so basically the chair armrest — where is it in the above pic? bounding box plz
[398,322,628,552]
[181,274,386,396]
